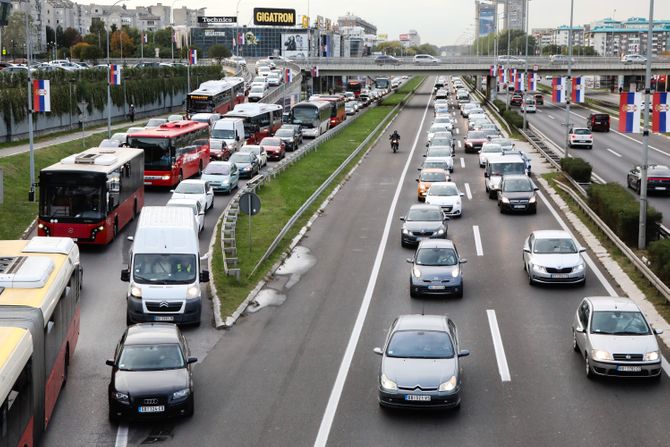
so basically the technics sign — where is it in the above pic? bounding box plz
[253,8,296,26]
[197,16,237,24]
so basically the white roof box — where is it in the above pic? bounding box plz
[61,150,118,166]
[22,237,76,255]
[0,256,54,289]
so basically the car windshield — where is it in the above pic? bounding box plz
[430,126,446,133]
[211,128,235,140]
[482,144,502,153]
[420,172,447,182]
[416,247,458,266]
[533,238,577,254]
[242,146,260,156]
[275,129,293,137]
[590,311,651,335]
[117,344,185,371]
[503,178,533,192]
[132,254,197,284]
[429,184,459,196]
[489,162,525,176]
[406,208,443,221]
[432,138,452,147]
[174,183,203,194]
[251,87,264,94]
[468,131,487,139]
[649,167,670,177]
[261,138,281,145]
[230,153,251,163]
[423,162,448,171]
[574,129,590,135]
[204,163,230,175]
[427,149,452,158]
[386,330,454,359]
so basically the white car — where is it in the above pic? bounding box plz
[568,127,593,149]
[266,73,282,86]
[252,76,268,86]
[167,114,183,122]
[424,147,454,173]
[166,198,205,233]
[126,126,145,135]
[523,230,586,286]
[229,56,247,66]
[425,182,464,217]
[99,138,123,148]
[433,99,449,109]
[479,143,504,168]
[190,113,221,127]
[109,133,128,145]
[170,179,214,213]
[257,65,272,77]
[241,145,267,167]
[414,54,440,65]
[622,54,647,64]
[248,85,267,102]
[521,98,536,113]
[427,124,452,143]
[145,118,167,129]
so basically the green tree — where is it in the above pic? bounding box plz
[71,42,91,60]
[5,11,33,59]
[154,28,173,49]
[411,43,439,56]
[208,44,230,63]
[541,44,562,55]
[61,27,82,49]
[81,44,103,63]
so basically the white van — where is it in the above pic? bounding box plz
[211,118,244,154]
[121,206,209,326]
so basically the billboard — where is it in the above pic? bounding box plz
[479,2,495,37]
[197,16,236,25]
[399,34,410,42]
[253,8,296,26]
[282,33,309,58]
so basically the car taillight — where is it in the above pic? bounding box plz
[648,178,668,182]
[570,135,576,139]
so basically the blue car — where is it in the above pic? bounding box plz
[200,161,239,193]
[408,239,466,298]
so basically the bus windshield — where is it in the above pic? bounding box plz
[132,254,197,284]
[128,137,173,171]
[291,107,318,125]
[188,95,213,113]
[41,173,105,221]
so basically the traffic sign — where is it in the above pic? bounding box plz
[240,192,261,215]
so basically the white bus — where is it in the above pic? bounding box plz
[289,101,331,138]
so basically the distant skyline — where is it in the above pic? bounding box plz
[90,1,670,46]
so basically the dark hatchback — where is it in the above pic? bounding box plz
[627,164,670,194]
[274,127,301,151]
[400,204,448,247]
[498,175,538,214]
[107,323,196,422]
[587,113,610,132]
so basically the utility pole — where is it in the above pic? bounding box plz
[522,0,529,130]
[25,5,35,201]
[563,0,574,159]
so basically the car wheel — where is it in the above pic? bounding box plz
[572,330,580,352]
[585,355,595,379]
[588,145,593,150]
[410,286,418,298]
[636,181,641,194]
[109,410,120,424]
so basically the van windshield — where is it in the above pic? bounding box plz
[211,128,235,140]
[490,162,525,176]
[133,254,197,284]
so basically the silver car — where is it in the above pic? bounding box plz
[572,296,663,379]
[522,230,586,286]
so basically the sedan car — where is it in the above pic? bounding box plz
[170,179,214,212]
[425,182,464,217]
[523,230,586,286]
[345,102,357,116]
[375,54,401,66]
[374,314,469,409]
[168,114,184,122]
[110,132,128,146]
[241,145,267,167]
[464,130,489,153]
[166,198,205,233]
[400,204,448,247]
[416,168,450,201]
[622,54,647,64]
[510,93,524,106]
[498,174,538,214]
[408,239,466,298]
[424,148,454,173]
[627,164,670,194]
[99,138,123,148]
[568,127,593,149]
[274,127,301,151]
[534,93,544,105]
[259,137,286,161]
[229,151,260,178]
[573,296,663,379]
[426,124,452,144]
[189,113,220,127]
[107,323,197,422]
[201,161,239,193]
[280,124,304,145]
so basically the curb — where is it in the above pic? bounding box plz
[21,218,37,240]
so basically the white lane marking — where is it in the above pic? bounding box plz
[473,225,484,256]
[457,140,462,149]
[460,157,465,168]
[606,148,622,158]
[313,86,434,447]
[662,356,670,377]
[486,310,512,382]
[456,127,460,135]
[115,425,128,447]
[547,114,555,120]
[464,182,472,200]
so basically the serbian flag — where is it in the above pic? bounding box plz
[652,92,670,133]
[527,72,537,92]
[284,68,292,83]
[238,32,245,45]
[619,92,642,133]
[515,73,524,91]
[552,77,566,103]
[32,79,51,112]
[489,65,495,76]
[109,64,122,86]
[311,66,319,78]
[189,48,197,65]
[497,66,504,84]
[571,77,585,103]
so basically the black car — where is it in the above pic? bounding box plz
[497,174,538,214]
[587,112,610,132]
[400,204,448,247]
[279,124,304,145]
[229,151,260,178]
[375,54,401,66]
[107,323,197,422]
[627,164,670,194]
[534,93,544,105]
[274,126,301,151]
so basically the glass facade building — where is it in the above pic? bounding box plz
[191,26,316,59]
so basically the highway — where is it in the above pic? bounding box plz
[39,76,670,446]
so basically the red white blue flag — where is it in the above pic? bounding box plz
[143,33,148,44]
[189,48,197,65]
[619,92,642,133]
[311,66,319,78]
[552,77,566,103]
[652,92,670,133]
[514,72,524,91]
[109,64,122,86]
[498,65,504,84]
[32,79,50,112]
[526,72,537,92]
[571,77,585,103]
[489,65,495,76]
[284,67,292,83]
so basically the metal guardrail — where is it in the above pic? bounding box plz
[554,180,670,304]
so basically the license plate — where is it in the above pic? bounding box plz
[143,181,152,185]
[617,365,642,372]
[513,205,526,209]
[138,405,165,413]
[428,285,446,290]
[552,274,569,279]
[154,315,174,322]
[655,187,666,191]
[405,395,431,402]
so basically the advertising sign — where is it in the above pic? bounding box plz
[197,16,236,25]
[254,8,296,26]
[281,33,309,58]
[479,2,495,37]
[399,34,409,41]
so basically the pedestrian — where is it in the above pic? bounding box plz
[128,104,135,123]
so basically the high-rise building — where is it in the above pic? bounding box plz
[503,0,526,32]
[337,12,376,35]
[475,1,496,38]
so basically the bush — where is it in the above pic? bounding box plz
[560,157,592,182]
[502,109,523,128]
[588,183,663,246]
[493,99,507,113]
[648,239,670,285]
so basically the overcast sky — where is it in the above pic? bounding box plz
[125,0,670,46]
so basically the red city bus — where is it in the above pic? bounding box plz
[128,120,210,187]
[346,80,363,97]
[310,94,346,127]
[0,237,82,446]
[224,103,283,144]
[186,77,246,116]
[38,147,145,244]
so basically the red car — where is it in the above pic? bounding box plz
[260,137,286,161]
[510,93,524,106]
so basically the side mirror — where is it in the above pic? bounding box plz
[523,247,531,253]
[415,178,419,182]
[187,357,198,364]
[422,154,427,158]
[170,189,175,193]
[120,267,130,282]
[653,327,664,335]
[200,270,210,282]
[578,247,586,253]
[459,258,467,264]
[127,236,134,241]
[425,142,429,147]
[458,349,470,358]
[574,325,585,334]
[200,255,209,263]
[460,192,464,197]
[199,211,205,216]
[399,216,406,221]
[534,187,539,191]
[417,167,422,171]
[484,172,490,178]
[406,258,414,264]
[106,359,115,367]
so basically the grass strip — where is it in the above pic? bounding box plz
[213,77,424,318]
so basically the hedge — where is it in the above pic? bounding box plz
[502,109,524,128]
[588,183,662,246]
[560,157,592,182]
[493,99,507,112]
[648,239,670,285]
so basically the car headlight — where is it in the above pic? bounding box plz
[529,195,536,204]
[591,349,613,361]
[438,376,457,392]
[243,166,252,171]
[435,228,445,236]
[501,196,510,203]
[402,227,410,235]
[380,374,398,391]
[644,351,660,361]
[171,388,191,400]
[187,285,200,299]
[111,391,130,404]
[412,266,421,278]
[531,264,546,273]
[451,268,460,278]
[130,286,142,298]
[575,263,585,272]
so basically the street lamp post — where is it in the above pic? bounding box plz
[505,0,511,108]
[563,0,574,160]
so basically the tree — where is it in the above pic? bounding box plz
[208,44,230,63]
[411,43,439,56]
[62,27,82,49]
[154,28,173,49]
[110,30,135,57]
[81,45,102,63]
[71,42,91,60]
[5,11,32,58]
[541,44,562,55]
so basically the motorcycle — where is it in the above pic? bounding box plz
[391,138,399,153]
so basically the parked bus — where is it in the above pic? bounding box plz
[38,147,145,244]
[309,95,346,127]
[224,103,283,144]
[289,101,331,138]
[186,77,246,116]
[346,80,363,97]
[127,120,210,187]
[0,237,83,446]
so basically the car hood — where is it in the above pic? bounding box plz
[382,356,457,389]
[589,334,659,354]
[113,368,190,396]
[529,252,582,268]
[416,264,460,280]
[202,174,232,183]
[171,193,205,203]
[404,221,444,232]
[425,156,453,167]
[466,138,488,144]
[234,161,252,168]
[264,146,281,151]
[501,191,534,200]
[426,195,460,206]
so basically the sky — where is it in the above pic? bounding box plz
[120,0,670,46]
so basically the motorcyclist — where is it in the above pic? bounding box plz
[389,130,400,152]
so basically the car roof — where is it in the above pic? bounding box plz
[421,168,448,175]
[124,323,181,345]
[532,229,572,239]
[586,296,641,312]
[395,314,449,332]
[408,203,442,212]
[571,127,590,131]
[417,239,456,250]
[487,154,524,163]
[178,179,206,186]
[502,174,530,182]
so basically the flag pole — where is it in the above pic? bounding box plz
[638,0,655,249]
